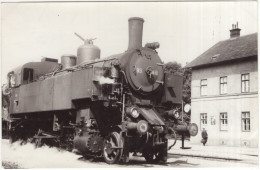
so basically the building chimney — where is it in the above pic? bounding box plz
[230,22,241,38]
[128,17,144,50]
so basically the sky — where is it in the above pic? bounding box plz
[1,1,258,84]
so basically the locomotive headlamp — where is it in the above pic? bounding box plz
[174,110,180,119]
[168,109,181,119]
[131,108,140,118]
[126,107,140,119]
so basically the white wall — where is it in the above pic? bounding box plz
[191,59,258,98]
[190,59,258,147]
[190,95,258,147]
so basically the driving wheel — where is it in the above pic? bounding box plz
[103,132,123,164]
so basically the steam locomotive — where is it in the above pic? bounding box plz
[2,17,198,164]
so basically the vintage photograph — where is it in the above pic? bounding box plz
[1,1,258,168]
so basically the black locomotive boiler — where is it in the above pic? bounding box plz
[2,17,198,164]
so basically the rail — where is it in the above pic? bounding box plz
[39,57,118,80]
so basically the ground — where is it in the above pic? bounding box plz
[1,139,258,168]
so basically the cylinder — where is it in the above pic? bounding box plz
[61,54,77,69]
[136,120,149,135]
[125,120,149,135]
[128,17,144,50]
[73,135,89,153]
[77,40,100,65]
[125,122,138,130]
[73,134,103,154]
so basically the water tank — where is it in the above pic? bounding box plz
[77,40,100,65]
[61,54,77,69]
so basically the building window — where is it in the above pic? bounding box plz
[200,113,207,130]
[220,76,227,94]
[242,112,250,131]
[200,79,207,96]
[220,112,228,131]
[241,74,249,93]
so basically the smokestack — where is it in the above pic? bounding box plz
[128,17,144,50]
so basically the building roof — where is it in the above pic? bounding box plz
[185,33,258,69]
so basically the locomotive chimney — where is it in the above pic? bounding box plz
[128,17,144,50]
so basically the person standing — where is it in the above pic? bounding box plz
[201,128,208,146]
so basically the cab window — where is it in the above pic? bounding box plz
[23,68,34,84]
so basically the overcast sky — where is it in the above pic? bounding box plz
[1,1,258,84]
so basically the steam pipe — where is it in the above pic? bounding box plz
[128,17,144,50]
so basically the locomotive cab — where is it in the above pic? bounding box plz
[7,57,59,87]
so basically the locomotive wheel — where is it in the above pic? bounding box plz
[143,148,167,164]
[103,132,123,164]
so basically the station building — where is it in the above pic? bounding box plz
[186,25,258,147]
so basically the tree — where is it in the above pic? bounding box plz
[164,61,183,76]
[182,68,191,104]
[182,68,192,123]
